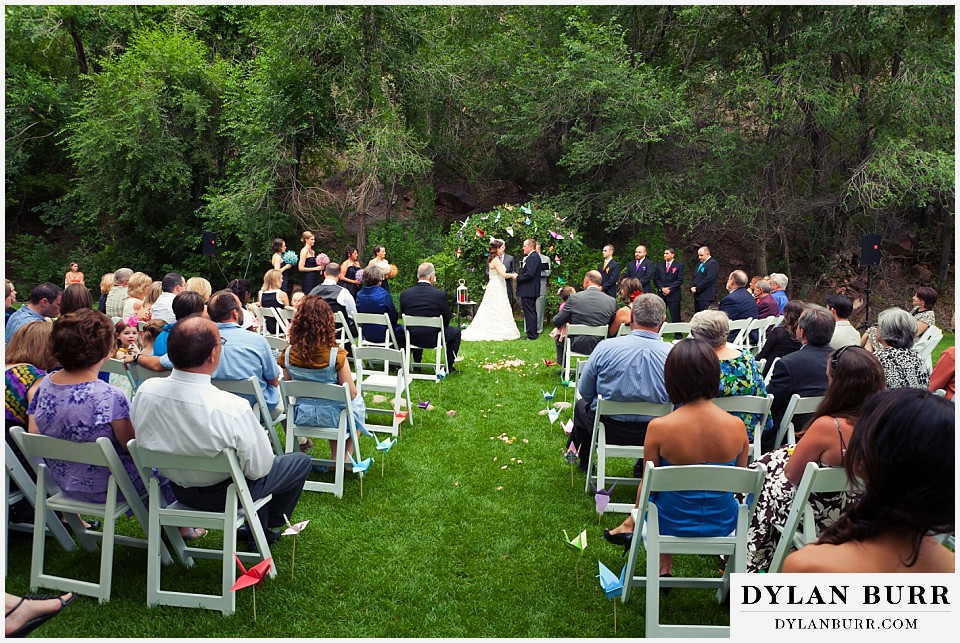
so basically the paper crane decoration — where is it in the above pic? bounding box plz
[520,204,532,215]
[564,442,578,487]
[549,229,565,240]
[475,226,485,237]
[374,434,396,477]
[282,514,309,578]
[231,554,273,621]
[417,394,431,410]
[564,528,588,587]
[590,481,619,521]
[349,452,374,499]
[524,217,531,225]
[435,366,447,382]
[556,277,566,285]
[597,561,627,632]
[542,359,556,367]
[542,387,556,402]
[506,226,514,237]
[554,254,561,265]
[494,212,501,223]
[547,408,560,424]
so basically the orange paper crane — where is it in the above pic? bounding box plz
[231,554,273,621]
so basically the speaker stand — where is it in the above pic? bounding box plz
[861,265,872,331]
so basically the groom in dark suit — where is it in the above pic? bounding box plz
[515,238,542,339]
[399,262,461,372]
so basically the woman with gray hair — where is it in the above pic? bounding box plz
[871,307,929,389]
[690,309,773,443]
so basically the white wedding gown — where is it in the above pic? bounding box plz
[462,259,521,341]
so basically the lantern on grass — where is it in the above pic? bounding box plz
[457,279,469,304]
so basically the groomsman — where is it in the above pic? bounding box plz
[597,244,620,298]
[689,245,720,312]
[653,247,684,323]
[534,242,552,336]
[625,245,654,293]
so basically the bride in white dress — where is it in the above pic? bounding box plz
[462,239,521,341]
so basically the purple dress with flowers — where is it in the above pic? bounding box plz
[27,377,174,504]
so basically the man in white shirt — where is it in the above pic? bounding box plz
[151,272,186,324]
[826,294,862,349]
[131,316,311,541]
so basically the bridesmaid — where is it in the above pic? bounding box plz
[367,244,391,291]
[298,231,322,295]
[271,238,293,296]
[339,246,362,298]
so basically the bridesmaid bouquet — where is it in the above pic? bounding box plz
[281,250,298,265]
[354,269,364,283]
[387,263,399,278]
[316,252,331,269]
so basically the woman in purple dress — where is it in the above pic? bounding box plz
[27,309,205,539]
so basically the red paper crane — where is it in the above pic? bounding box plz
[231,554,273,621]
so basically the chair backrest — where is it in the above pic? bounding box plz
[768,462,853,573]
[728,317,753,347]
[265,335,287,351]
[100,358,137,392]
[595,396,673,421]
[333,311,356,348]
[711,394,774,462]
[615,323,631,337]
[402,314,444,348]
[211,376,283,455]
[639,460,765,496]
[273,307,294,335]
[762,356,781,387]
[658,321,691,339]
[353,345,407,381]
[565,324,609,340]
[250,305,271,336]
[127,363,171,390]
[354,312,400,350]
[912,325,943,372]
[775,393,824,447]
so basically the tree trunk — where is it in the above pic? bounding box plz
[65,19,88,75]
[938,201,953,288]
[756,237,768,277]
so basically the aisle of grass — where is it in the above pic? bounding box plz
[4,329,736,637]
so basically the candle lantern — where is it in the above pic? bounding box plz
[456,279,468,304]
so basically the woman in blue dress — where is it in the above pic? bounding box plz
[278,296,367,461]
[354,265,405,349]
[603,338,750,577]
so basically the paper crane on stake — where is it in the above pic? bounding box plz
[231,554,273,622]
[281,515,309,578]
[597,561,627,633]
[542,387,556,403]
[394,408,408,437]
[524,217,532,225]
[547,407,560,424]
[374,434,396,477]
[542,359,556,367]
[349,452,374,499]
[435,366,447,399]
[417,394,430,426]
[563,529,588,587]
[590,481,618,523]
[563,442,579,487]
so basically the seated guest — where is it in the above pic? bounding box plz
[5,592,74,638]
[6,323,57,474]
[552,270,616,363]
[108,318,140,398]
[185,276,212,304]
[869,307,929,390]
[122,272,153,318]
[719,270,759,343]
[289,291,305,309]
[137,281,163,322]
[826,293,861,349]
[309,262,358,339]
[105,268,132,318]
[784,388,954,573]
[97,273,113,314]
[755,299,805,376]
[5,283,61,344]
[5,280,17,322]
[257,269,290,335]
[863,286,938,350]
[755,279,779,319]
[398,263,461,371]
[355,265,404,348]
[136,290,205,359]
[745,345,885,572]
[131,316,312,543]
[568,294,672,472]
[59,283,93,316]
[602,338,751,576]
[226,278,258,332]
[929,345,955,400]
[25,310,201,537]
[137,319,166,357]
[689,310,773,443]
[550,285,577,365]
[769,273,789,313]
[763,304,836,452]
[150,273,185,324]
[278,296,367,459]
[608,277,642,337]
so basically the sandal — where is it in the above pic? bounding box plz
[6,593,75,638]
[181,528,208,541]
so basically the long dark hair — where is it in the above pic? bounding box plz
[487,240,504,266]
[781,300,806,341]
[816,388,955,566]
[798,346,885,433]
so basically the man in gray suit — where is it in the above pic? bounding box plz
[552,270,616,362]
[534,241,551,335]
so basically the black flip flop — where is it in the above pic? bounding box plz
[5,593,75,638]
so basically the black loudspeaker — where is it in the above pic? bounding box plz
[860,234,881,267]
[201,231,217,257]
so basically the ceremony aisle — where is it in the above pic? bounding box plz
[4,331,729,637]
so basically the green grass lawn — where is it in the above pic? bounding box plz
[6,327,954,637]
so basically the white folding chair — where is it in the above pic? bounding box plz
[354,312,401,351]
[279,380,362,498]
[127,363,171,391]
[912,324,943,373]
[622,461,766,637]
[752,317,778,354]
[657,321,692,342]
[353,346,413,437]
[774,394,824,449]
[250,305,272,336]
[333,311,357,351]
[711,394,775,463]
[100,358,138,393]
[265,335,287,352]
[211,376,285,456]
[571,358,588,403]
[6,440,79,576]
[402,314,449,381]
[273,307,295,336]
[762,356,780,387]
[728,318,753,349]
[127,440,275,615]
[9,427,173,603]
[562,324,608,381]
[615,323,632,337]
[768,462,854,573]
[583,396,673,512]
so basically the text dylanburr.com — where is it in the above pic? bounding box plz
[730,574,957,640]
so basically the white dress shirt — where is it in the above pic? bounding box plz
[151,292,177,324]
[131,369,274,487]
